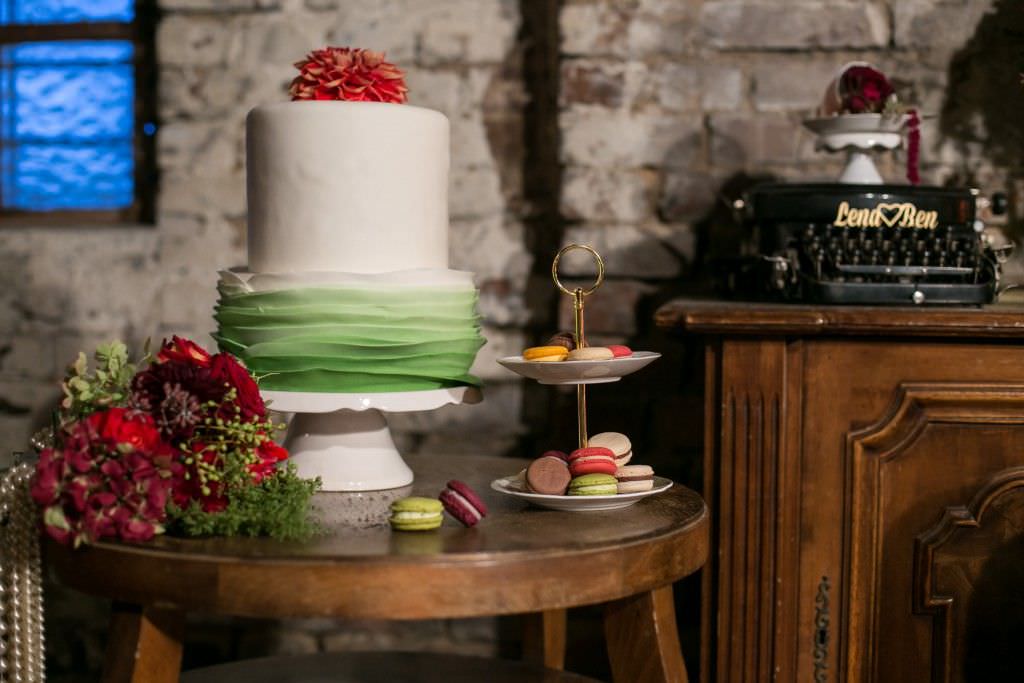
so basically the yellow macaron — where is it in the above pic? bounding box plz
[523,345,570,362]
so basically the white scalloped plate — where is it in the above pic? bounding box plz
[262,386,482,414]
[802,113,909,135]
[490,476,673,511]
[497,351,660,385]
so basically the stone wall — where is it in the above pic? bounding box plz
[4,0,1018,680]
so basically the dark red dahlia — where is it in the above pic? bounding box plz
[131,360,222,441]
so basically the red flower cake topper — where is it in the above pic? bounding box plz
[289,47,408,103]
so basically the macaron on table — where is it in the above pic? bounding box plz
[495,244,671,511]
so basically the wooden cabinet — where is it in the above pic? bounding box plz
[656,300,1024,683]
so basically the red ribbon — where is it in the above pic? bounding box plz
[906,109,920,185]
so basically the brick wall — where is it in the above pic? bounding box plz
[5,0,1019,680]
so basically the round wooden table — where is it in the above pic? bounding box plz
[48,455,708,682]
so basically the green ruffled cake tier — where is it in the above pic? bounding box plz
[214,284,485,393]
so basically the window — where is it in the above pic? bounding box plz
[0,0,156,224]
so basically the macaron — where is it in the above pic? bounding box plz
[541,449,570,462]
[615,464,655,493]
[608,344,633,358]
[389,497,443,531]
[566,346,614,361]
[568,446,618,476]
[439,480,488,527]
[588,432,632,467]
[526,455,572,495]
[568,473,618,496]
[523,345,569,362]
[547,331,576,351]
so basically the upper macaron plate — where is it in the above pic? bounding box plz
[497,351,660,385]
[490,475,673,512]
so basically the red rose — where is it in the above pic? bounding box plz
[210,353,266,421]
[251,438,288,483]
[157,336,212,367]
[86,408,161,452]
[840,66,894,114]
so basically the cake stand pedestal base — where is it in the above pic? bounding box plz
[803,115,905,185]
[284,409,410,491]
[263,387,481,492]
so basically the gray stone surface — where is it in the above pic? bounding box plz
[701,2,890,50]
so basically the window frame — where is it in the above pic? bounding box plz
[0,2,157,226]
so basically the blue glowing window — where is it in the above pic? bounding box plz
[0,1,134,26]
[0,1,145,216]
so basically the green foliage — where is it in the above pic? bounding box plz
[167,463,321,541]
[60,341,141,422]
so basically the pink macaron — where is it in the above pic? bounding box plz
[439,480,488,527]
[607,344,633,358]
[568,446,618,476]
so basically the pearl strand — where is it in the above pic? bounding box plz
[0,462,45,683]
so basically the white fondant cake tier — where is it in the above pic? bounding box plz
[246,101,449,274]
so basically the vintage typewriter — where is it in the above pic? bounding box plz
[730,183,1008,305]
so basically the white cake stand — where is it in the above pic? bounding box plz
[804,114,907,184]
[264,387,481,491]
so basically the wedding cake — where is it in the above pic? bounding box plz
[214,48,484,393]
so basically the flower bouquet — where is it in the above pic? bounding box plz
[31,338,319,547]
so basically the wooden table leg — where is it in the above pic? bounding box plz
[522,608,568,670]
[604,585,689,683]
[102,602,185,683]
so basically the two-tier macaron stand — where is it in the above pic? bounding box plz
[495,244,666,510]
[499,244,660,449]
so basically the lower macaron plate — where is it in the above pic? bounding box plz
[490,476,673,511]
[497,351,661,385]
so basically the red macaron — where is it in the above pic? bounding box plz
[439,480,488,527]
[568,446,618,476]
[607,344,633,358]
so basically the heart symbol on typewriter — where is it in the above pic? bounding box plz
[875,203,904,228]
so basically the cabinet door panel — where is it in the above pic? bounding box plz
[915,467,1024,683]
[795,341,1024,683]
[843,385,1024,683]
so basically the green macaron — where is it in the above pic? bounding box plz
[389,497,444,531]
[567,473,618,496]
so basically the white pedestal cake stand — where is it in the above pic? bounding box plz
[264,387,481,491]
[804,113,906,184]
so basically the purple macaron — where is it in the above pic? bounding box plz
[439,480,489,527]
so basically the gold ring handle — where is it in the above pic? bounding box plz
[551,243,605,296]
